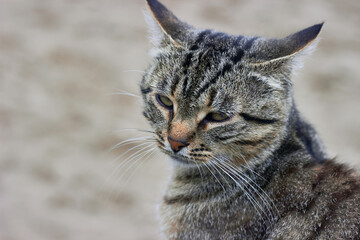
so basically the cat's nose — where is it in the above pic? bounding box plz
[167,136,189,153]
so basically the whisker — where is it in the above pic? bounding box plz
[113,146,156,186]
[206,161,232,203]
[216,159,276,225]
[113,128,156,134]
[109,136,155,152]
[117,147,157,190]
[108,87,141,98]
[221,157,279,218]
[108,141,155,168]
[212,156,267,225]
[107,143,155,182]
[237,152,266,181]
[194,161,205,186]
[107,92,141,98]
[205,162,227,192]
[108,145,156,200]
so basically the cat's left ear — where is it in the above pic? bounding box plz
[249,23,324,66]
[145,0,194,49]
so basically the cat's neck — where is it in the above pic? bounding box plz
[285,104,328,163]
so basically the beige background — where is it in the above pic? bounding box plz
[1,0,359,239]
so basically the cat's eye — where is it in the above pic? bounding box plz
[205,112,231,122]
[156,94,173,110]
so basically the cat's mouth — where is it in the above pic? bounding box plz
[157,140,210,165]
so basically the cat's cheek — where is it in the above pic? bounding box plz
[153,102,173,122]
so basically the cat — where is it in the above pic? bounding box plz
[140,0,360,239]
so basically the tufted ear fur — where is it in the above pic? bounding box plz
[145,0,194,49]
[249,23,323,67]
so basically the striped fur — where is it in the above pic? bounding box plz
[140,0,360,239]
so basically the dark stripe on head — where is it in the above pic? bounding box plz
[189,30,211,51]
[182,53,193,70]
[142,111,150,120]
[180,52,195,95]
[207,88,217,107]
[159,78,168,90]
[141,87,152,94]
[185,49,214,95]
[241,113,278,125]
[170,75,180,96]
[182,76,189,95]
[196,63,232,98]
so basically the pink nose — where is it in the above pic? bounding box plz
[168,136,189,153]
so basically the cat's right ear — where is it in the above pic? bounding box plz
[145,0,193,50]
[249,23,324,67]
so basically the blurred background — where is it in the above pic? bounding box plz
[0,0,359,239]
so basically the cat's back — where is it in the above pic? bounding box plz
[268,159,360,239]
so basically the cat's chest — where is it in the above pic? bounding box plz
[159,193,268,240]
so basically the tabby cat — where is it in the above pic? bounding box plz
[140,0,360,239]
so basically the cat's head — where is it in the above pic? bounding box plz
[141,0,322,167]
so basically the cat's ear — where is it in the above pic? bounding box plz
[250,23,323,66]
[145,0,193,49]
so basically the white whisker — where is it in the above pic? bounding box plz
[202,161,227,195]
[118,147,157,190]
[216,159,277,225]
[194,161,205,186]
[113,128,155,134]
[108,88,141,98]
[221,157,279,218]
[109,136,155,152]
[108,141,154,168]
[107,143,155,182]
[212,156,267,224]
[107,92,141,98]
[206,161,232,204]
[107,145,156,199]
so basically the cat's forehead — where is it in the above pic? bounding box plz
[187,30,257,53]
[155,33,253,82]
[155,34,256,91]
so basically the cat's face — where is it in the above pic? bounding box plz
[142,0,321,167]
[141,34,289,166]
